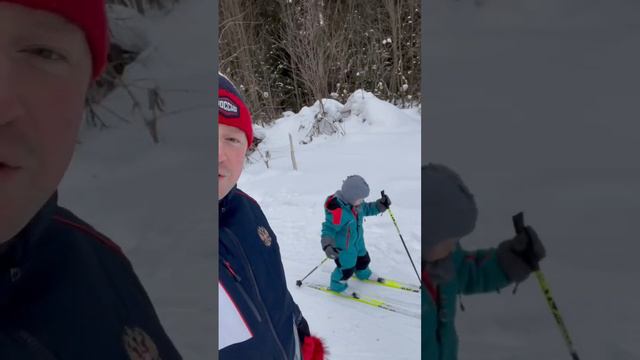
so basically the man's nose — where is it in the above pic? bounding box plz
[218,140,227,163]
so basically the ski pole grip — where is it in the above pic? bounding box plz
[511,212,540,272]
[512,212,525,234]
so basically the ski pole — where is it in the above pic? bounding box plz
[296,257,329,287]
[382,191,422,288]
[512,212,580,360]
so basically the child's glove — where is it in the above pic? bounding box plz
[321,237,340,259]
[497,225,546,282]
[376,193,392,211]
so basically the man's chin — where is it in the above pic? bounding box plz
[0,209,27,245]
[0,186,55,244]
[218,180,231,200]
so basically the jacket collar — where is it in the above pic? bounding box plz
[219,185,239,219]
[2,192,59,266]
[1,192,58,309]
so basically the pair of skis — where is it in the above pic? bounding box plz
[299,276,421,319]
[357,276,420,293]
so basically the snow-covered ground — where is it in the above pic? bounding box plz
[425,1,640,359]
[240,91,422,359]
[58,1,218,359]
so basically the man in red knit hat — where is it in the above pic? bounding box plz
[0,1,181,359]
[218,73,325,360]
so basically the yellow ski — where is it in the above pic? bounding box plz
[356,277,420,293]
[304,283,419,319]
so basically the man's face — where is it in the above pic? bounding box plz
[353,198,364,206]
[218,124,247,200]
[0,3,92,243]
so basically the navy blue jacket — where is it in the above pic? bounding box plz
[0,194,181,359]
[219,187,307,360]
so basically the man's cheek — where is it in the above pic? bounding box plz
[50,101,84,139]
[237,150,247,167]
[37,114,81,180]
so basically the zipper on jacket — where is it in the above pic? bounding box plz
[223,260,263,322]
[222,227,289,360]
[351,206,360,240]
[346,228,350,250]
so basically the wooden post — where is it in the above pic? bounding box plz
[289,133,298,171]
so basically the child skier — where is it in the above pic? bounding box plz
[321,175,391,292]
[422,163,546,360]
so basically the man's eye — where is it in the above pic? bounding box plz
[22,47,68,62]
[226,137,241,144]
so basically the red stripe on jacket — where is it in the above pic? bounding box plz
[52,215,124,257]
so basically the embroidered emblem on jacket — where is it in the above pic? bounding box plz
[123,326,161,360]
[257,226,272,247]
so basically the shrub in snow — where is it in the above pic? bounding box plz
[85,3,174,143]
[301,100,345,144]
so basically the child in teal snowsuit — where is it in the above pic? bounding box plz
[422,164,547,360]
[320,175,391,292]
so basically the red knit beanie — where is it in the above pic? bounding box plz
[2,0,109,79]
[219,73,254,148]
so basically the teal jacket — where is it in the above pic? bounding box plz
[422,246,512,360]
[321,194,382,266]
